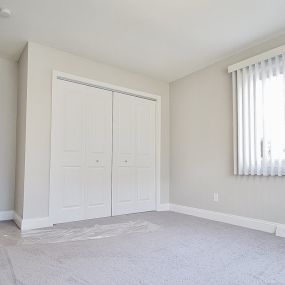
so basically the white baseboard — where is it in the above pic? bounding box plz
[13,212,53,231]
[0,210,14,221]
[13,212,22,229]
[157,203,170,211]
[170,203,284,237]
[21,217,53,231]
[5,205,285,237]
[276,225,285,238]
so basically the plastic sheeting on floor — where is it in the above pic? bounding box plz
[0,220,160,246]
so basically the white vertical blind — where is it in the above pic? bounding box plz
[231,53,285,176]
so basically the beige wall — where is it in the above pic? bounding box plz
[170,34,285,224]
[21,42,169,219]
[0,57,17,212]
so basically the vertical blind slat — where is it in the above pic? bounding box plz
[242,67,250,175]
[254,63,262,175]
[261,60,267,176]
[282,54,285,176]
[248,65,255,174]
[237,69,244,175]
[268,58,274,176]
[277,54,284,176]
[232,72,238,175]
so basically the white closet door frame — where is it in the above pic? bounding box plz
[50,70,162,225]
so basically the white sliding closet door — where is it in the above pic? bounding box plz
[50,80,112,223]
[112,92,156,215]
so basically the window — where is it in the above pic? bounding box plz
[229,49,285,176]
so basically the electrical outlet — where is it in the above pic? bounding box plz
[214,192,219,202]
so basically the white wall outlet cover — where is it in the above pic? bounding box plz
[214,192,219,202]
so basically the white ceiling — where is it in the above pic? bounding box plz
[1,0,285,82]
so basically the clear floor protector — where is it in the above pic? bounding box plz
[0,220,160,246]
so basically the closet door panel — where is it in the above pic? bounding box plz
[112,94,136,213]
[52,82,85,223]
[112,92,156,215]
[136,99,156,209]
[51,80,112,223]
[84,88,112,219]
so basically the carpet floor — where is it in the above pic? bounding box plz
[0,211,285,285]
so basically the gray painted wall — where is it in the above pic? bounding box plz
[0,57,17,212]
[170,34,285,224]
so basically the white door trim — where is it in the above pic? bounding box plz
[50,71,162,225]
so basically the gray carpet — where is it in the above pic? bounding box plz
[0,211,285,285]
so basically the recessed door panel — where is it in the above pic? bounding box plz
[137,168,154,201]
[117,96,135,155]
[62,167,82,208]
[85,167,105,205]
[117,167,136,203]
[63,92,82,152]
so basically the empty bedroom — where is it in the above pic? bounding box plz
[0,1,285,284]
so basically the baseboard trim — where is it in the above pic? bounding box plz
[13,212,22,229]
[21,217,53,231]
[170,203,284,237]
[12,212,53,231]
[5,205,284,236]
[276,225,285,238]
[157,203,170,211]
[0,210,14,221]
